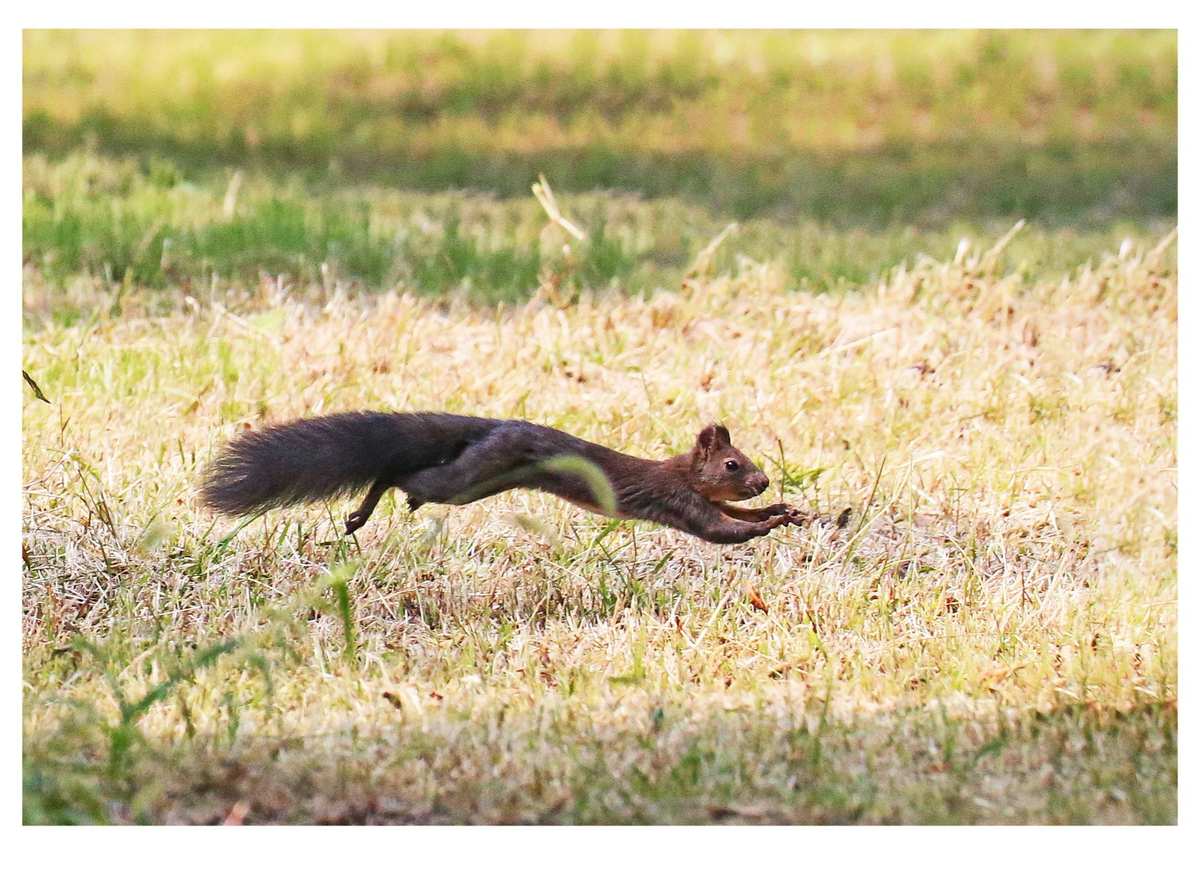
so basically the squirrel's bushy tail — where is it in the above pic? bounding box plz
[200,411,496,516]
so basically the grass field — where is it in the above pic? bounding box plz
[23,30,1177,220]
[22,30,1176,824]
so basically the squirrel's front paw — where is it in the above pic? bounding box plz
[763,513,791,531]
[781,506,809,526]
[759,503,794,518]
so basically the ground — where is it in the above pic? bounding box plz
[22,30,1176,824]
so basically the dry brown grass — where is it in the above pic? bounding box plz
[22,229,1176,823]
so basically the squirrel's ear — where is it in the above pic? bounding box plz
[696,423,731,457]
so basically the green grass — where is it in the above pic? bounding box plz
[22,29,1176,824]
[23,30,1178,310]
[22,230,1177,823]
[24,30,1176,222]
[23,151,1175,315]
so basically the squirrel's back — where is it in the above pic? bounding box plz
[200,411,500,515]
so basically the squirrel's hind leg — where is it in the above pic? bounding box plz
[345,477,392,535]
[397,424,534,507]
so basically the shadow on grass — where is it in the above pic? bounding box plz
[23,695,1177,825]
[26,113,1177,224]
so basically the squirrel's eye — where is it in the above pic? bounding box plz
[724,459,739,471]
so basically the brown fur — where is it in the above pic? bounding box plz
[201,412,805,544]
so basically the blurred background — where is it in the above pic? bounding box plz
[23,30,1177,309]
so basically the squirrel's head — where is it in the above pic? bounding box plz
[688,423,769,502]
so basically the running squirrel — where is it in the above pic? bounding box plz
[200,412,806,543]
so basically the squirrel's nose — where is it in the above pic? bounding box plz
[753,473,769,493]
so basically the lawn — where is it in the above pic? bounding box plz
[22,30,1176,824]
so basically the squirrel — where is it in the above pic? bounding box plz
[200,411,806,544]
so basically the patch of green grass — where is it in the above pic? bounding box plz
[404,215,542,301]
[22,152,1176,314]
[23,689,1176,824]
